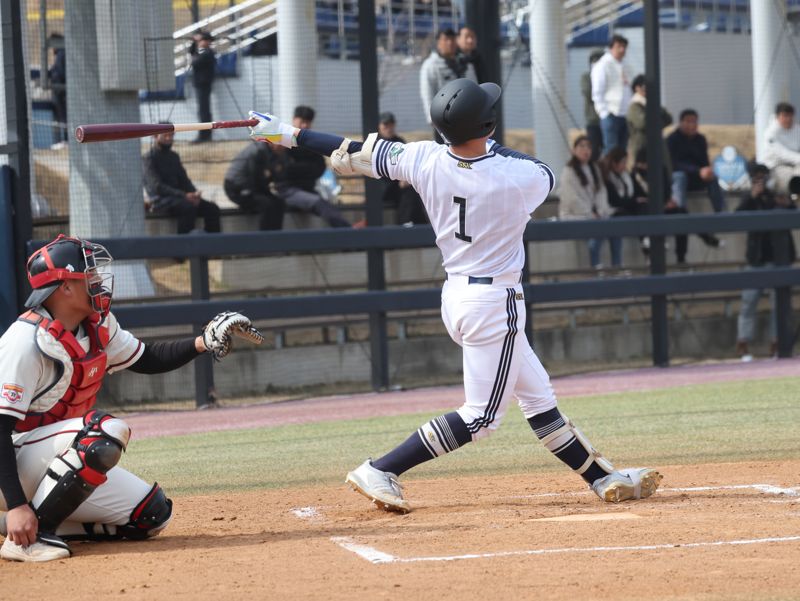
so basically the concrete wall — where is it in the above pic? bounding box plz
[99,310,781,404]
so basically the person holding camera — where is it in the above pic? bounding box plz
[735,163,796,361]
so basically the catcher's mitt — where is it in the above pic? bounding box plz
[202,311,263,360]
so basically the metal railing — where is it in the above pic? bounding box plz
[27,210,800,406]
[173,0,277,76]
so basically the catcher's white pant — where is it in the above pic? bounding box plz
[441,273,558,441]
[3,418,152,527]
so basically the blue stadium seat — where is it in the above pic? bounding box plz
[139,74,186,102]
[569,23,610,48]
[616,6,644,27]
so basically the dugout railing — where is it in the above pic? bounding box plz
[26,210,800,406]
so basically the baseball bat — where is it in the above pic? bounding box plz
[74,119,259,143]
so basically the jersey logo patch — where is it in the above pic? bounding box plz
[515,292,524,301]
[389,144,405,165]
[457,161,472,170]
[1,383,23,404]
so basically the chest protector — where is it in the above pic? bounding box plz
[15,310,109,432]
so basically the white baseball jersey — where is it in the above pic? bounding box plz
[0,309,144,420]
[371,138,554,277]
[369,137,558,440]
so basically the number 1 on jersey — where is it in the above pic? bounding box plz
[453,196,472,243]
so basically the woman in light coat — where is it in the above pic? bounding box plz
[558,136,621,270]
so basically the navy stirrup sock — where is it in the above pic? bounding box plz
[371,412,472,476]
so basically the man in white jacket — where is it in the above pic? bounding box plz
[591,35,633,156]
[763,102,800,196]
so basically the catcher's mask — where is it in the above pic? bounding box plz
[25,234,114,316]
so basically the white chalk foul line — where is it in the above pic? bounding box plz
[331,534,800,565]
[509,483,799,500]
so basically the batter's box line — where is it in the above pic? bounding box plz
[507,483,800,500]
[331,534,800,564]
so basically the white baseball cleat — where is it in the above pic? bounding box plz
[345,460,410,514]
[591,468,663,503]
[1,533,71,562]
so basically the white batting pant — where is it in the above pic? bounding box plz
[3,418,153,527]
[441,273,557,441]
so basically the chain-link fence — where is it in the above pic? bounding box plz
[7,1,800,406]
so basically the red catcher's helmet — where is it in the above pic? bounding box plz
[25,234,114,315]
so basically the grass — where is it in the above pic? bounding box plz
[121,376,800,496]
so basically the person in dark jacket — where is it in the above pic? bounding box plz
[581,50,605,162]
[735,163,797,361]
[47,34,67,143]
[667,110,726,213]
[142,129,221,234]
[629,148,690,264]
[456,26,483,84]
[190,31,216,143]
[223,141,285,230]
[377,112,427,226]
[273,106,351,228]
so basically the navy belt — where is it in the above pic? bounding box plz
[446,274,493,284]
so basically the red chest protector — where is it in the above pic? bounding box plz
[15,310,110,432]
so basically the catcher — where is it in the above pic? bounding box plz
[0,234,263,562]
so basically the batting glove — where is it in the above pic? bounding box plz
[248,111,297,147]
[202,311,264,361]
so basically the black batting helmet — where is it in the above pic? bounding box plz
[429,78,502,146]
[25,234,114,314]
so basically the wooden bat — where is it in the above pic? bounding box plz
[74,119,259,143]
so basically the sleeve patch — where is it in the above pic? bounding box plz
[1,383,24,404]
[389,143,405,165]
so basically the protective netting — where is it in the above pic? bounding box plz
[11,1,800,405]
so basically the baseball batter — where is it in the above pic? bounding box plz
[249,78,662,513]
[0,234,262,561]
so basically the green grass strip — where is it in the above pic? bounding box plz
[121,376,800,496]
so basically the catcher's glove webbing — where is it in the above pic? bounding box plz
[202,311,264,360]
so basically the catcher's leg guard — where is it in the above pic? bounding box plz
[528,408,614,484]
[117,483,173,540]
[32,410,130,533]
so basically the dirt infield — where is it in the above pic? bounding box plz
[3,460,799,601]
[124,357,800,439]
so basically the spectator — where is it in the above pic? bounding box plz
[603,146,649,256]
[456,26,483,83]
[667,109,726,219]
[143,128,221,234]
[630,148,691,264]
[224,141,285,230]
[763,102,800,197]
[559,136,621,271]
[273,106,351,228]
[626,74,673,177]
[420,28,460,143]
[591,34,633,155]
[190,31,216,143]
[581,49,605,162]
[735,163,796,361]
[47,33,67,144]
[377,112,427,226]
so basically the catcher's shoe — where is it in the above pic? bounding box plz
[345,460,410,514]
[591,468,663,503]
[1,533,71,562]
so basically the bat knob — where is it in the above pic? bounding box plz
[75,127,85,143]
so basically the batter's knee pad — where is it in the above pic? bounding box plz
[33,411,131,533]
[118,483,173,540]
